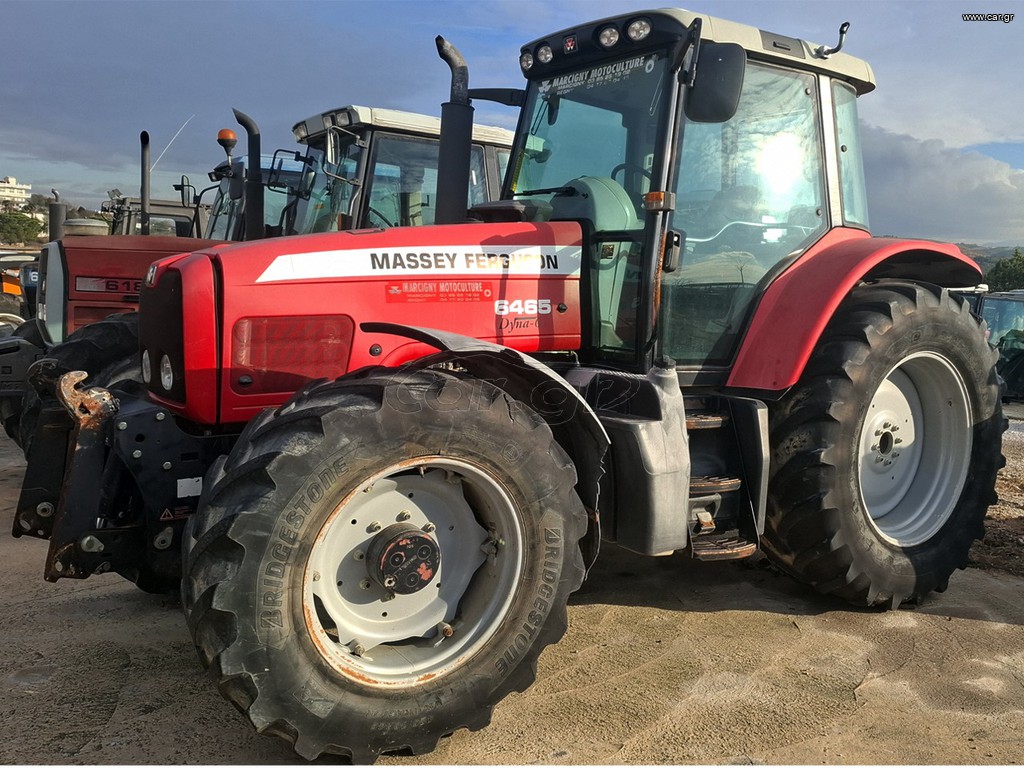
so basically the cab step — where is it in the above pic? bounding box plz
[690,475,741,495]
[691,533,758,561]
[686,410,730,431]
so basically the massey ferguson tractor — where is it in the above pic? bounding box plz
[14,8,1003,762]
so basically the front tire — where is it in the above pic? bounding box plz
[182,369,585,761]
[764,281,1004,607]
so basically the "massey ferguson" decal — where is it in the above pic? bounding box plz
[255,244,582,283]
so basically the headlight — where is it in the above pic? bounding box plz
[598,26,620,48]
[627,18,652,41]
[519,51,533,71]
[537,45,553,64]
[160,354,174,391]
[141,350,151,384]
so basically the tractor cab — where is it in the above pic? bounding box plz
[290,105,512,234]
[490,9,874,375]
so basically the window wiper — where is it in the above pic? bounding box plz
[514,186,577,197]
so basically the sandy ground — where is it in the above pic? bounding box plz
[1,428,1023,764]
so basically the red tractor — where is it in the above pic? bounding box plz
[17,8,1003,761]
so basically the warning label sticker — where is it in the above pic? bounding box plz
[385,280,494,303]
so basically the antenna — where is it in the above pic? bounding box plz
[152,114,196,170]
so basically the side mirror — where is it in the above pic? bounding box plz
[684,42,746,123]
[173,174,196,207]
[228,161,245,200]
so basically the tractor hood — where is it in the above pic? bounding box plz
[141,221,585,425]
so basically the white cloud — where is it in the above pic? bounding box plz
[863,124,1024,244]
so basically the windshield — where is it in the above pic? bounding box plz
[512,52,672,356]
[292,136,362,234]
[511,52,669,232]
[204,157,309,240]
[365,134,489,227]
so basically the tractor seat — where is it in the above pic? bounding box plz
[549,176,640,233]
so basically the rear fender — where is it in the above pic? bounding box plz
[363,322,610,569]
[728,229,983,391]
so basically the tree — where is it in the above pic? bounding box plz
[0,212,43,245]
[986,247,1024,292]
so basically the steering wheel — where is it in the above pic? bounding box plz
[366,206,396,228]
[610,163,653,184]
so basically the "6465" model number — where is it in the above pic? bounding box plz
[494,299,552,316]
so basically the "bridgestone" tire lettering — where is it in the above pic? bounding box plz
[259,457,347,631]
[495,528,562,675]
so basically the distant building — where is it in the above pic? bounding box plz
[0,177,31,210]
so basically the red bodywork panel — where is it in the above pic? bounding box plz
[728,228,983,391]
[60,235,222,333]
[148,222,583,425]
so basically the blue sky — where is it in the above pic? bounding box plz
[3,0,1024,244]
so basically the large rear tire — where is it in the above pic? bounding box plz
[182,369,585,761]
[17,312,141,455]
[764,281,1004,607]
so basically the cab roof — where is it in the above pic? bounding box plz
[521,7,875,95]
[293,106,515,147]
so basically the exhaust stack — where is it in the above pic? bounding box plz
[233,109,264,241]
[434,36,474,225]
[140,131,151,235]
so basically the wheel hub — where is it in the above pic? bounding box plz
[366,523,440,595]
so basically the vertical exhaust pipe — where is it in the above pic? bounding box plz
[140,131,151,235]
[434,36,474,225]
[233,109,264,241]
[48,200,65,242]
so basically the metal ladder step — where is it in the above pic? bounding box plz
[686,410,730,431]
[691,534,758,561]
[690,475,741,495]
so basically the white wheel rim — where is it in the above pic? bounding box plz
[303,457,524,687]
[857,352,972,546]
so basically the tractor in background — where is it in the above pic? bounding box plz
[0,108,512,446]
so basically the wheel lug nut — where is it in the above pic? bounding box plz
[312,571,321,581]
[894,438,903,444]
[397,510,411,522]
[367,521,382,533]
[359,579,371,590]
[875,456,884,463]
[353,550,365,561]
[871,444,879,452]
[875,429,883,436]
[883,421,891,429]
[422,522,436,533]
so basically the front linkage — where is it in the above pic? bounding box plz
[14,364,234,591]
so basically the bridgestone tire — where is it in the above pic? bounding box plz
[764,281,1004,608]
[182,369,586,761]
[17,312,141,455]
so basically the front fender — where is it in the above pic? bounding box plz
[727,228,983,391]
[362,322,610,570]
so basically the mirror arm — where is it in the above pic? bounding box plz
[672,16,703,84]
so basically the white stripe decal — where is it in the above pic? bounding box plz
[255,244,582,283]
